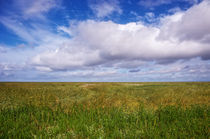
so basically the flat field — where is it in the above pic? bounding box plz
[0,82,209,138]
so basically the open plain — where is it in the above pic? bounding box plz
[0,82,209,138]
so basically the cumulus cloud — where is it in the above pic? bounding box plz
[32,2,210,70]
[159,0,210,44]
[89,0,122,18]
[31,42,103,71]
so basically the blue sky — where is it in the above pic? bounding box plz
[0,0,210,81]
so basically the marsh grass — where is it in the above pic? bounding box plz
[0,82,209,138]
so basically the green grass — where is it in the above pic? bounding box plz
[0,82,209,138]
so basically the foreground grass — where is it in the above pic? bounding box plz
[0,82,209,138]
[0,104,209,138]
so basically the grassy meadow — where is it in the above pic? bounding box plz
[0,82,209,138]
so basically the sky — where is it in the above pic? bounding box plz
[0,0,210,82]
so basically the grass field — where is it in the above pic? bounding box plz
[0,82,209,138]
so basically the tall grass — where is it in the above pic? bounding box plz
[0,82,209,138]
[0,104,209,138]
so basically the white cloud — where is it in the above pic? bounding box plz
[168,7,182,13]
[35,66,52,72]
[159,0,210,44]
[0,0,62,45]
[0,17,66,45]
[31,43,103,70]
[16,0,60,19]
[89,0,122,18]
[0,46,7,53]
[145,12,157,22]
[30,1,210,72]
